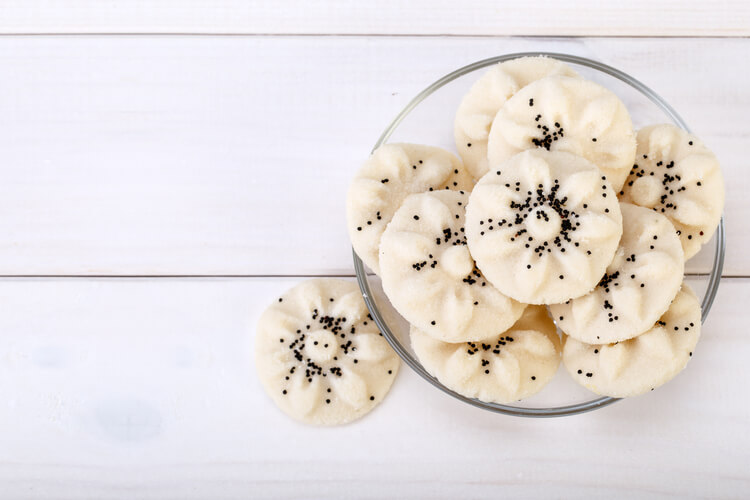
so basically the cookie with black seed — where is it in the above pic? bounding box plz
[347,143,474,275]
[255,279,400,425]
[562,284,701,398]
[379,190,525,342]
[619,124,724,260]
[454,56,578,180]
[465,149,623,305]
[487,75,636,192]
[550,202,684,344]
[410,305,561,404]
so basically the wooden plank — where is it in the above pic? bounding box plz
[0,36,744,276]
[0,0,748,36]
[0,276,746,498]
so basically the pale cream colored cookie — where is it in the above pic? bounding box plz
[550,203,684,344]
[410,305,561,404]
[619,124,724,260]
[562,285,701,398]
[379,190,525,342]
[465,149,623,305]
[255,279,400,425]
[487,75,636,192]
[347,143,474,275]
[454,56,578,179]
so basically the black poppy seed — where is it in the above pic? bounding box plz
[529,98,534,106]
[467,143,472,147]
[531,376,536,380]
[357,227,362,231]
[577,370,583,374]
[282,390,287,395]
[413,215,419,220]
[689,141,693,145]
[431,321,436,325]
[586,373,593,377]
[592,138,597,142]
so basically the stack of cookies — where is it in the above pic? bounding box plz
[346,56,724,404]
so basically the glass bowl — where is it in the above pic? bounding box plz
[353,52,725,417]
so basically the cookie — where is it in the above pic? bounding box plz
[487,75,636,192]
[410,305,561,404]
[347,143,474,275]
[550,203,684,344]
[562,285,701,398]
[379,190,526,342]
[465,149,623,305]
[619,124,725,260]
[255,279,400,425]
[454,56,578,180]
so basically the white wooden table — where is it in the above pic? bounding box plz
[1,3,749,498]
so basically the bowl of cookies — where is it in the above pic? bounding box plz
[348,52,725,417]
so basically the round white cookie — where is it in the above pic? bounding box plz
[411,305,561,404]
[487,75,636,192]
[347,143,474,275]
[255,279,400,425]
[465,149,623,305]
[454,56,578,179]
[619,124,725,260]
[563,285,701,398]
[379,190,526,342]
[550,203,684,344]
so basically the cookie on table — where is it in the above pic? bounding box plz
[379,190,525,342]
[550,203,684,344]
[347,143,474,275]
[465,149,623,305]
[454,56,578,180]
[619,124,725,260]
[562,285,701,398]
[411,305,561,404]
[487,75,636,192]
[255,279,400,425]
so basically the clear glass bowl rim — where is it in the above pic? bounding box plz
[353,52,726,418]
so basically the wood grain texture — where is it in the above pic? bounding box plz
[0,0,748,36]
[0,276,746,498]
[0,36,743,276]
